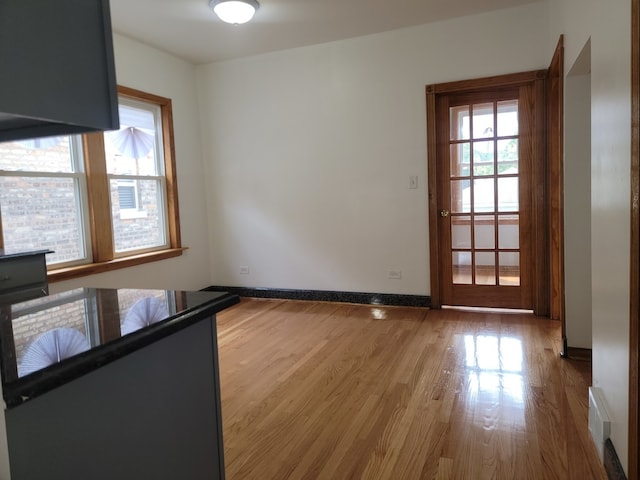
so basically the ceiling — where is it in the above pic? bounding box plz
[108,0,542,65]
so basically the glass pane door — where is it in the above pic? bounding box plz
[449,99,520,288]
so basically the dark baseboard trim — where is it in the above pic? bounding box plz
[604,438,626,480]
[566,347,592,362]
[202,286,431,308]
[560,337,592,361]
[560,336,568,358]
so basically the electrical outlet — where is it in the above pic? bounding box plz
[389,270,402,280]
[239,266,250,275]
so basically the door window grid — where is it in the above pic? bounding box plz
[449,100,520,286]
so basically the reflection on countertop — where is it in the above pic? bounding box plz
[0,287,239,407]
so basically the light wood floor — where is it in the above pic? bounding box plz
[216,298,607,480]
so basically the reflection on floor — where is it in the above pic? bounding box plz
[216,298,606,480]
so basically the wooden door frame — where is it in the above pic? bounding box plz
[426,70,549,315]
[549,36,565,326]
[629,0,639,477]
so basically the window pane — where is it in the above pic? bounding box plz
[498,177,518,212]
[0,176,86,264]
[452,251,472,284]
[474,215,495,249]
[475,252,496,285]
[451,179,471,213]
[0,137,74,173]
[472,103,494,138]
[473,140,494,176]
[451,215,471,249]
[110,179,166,253]
[497,100,518,137]
[473,178,495,212]
[497,139,518,174]
[498,215,519,249]
[450,143,470,177]
[450,105,470,141]
[499,252,520,286]
[105,103,160,176]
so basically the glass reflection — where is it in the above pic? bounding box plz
[498,215,519,249]
[464,334,525,428]
[18,327,90,377]
[121,297,170,335]
[451,216,471,249]
[499,252,520,286]
[6,288,201,381]
[474,216,495,249]
[475,252,496,285]
[452,251,472,284]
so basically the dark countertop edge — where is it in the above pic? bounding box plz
[3,292,240,409]
[0,249,53,259]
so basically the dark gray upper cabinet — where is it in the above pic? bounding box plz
[0,0,119,142]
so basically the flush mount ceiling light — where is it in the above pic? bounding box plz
[209,0,259,25]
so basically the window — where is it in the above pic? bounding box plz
[0,136,90,266]
[0,86,182,282]
[105,96,168,254]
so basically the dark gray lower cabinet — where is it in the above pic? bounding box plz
[5,317,225,480]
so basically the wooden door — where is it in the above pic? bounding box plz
[427,71,548,312]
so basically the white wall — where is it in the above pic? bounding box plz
[196,3,549,295]
[564,41,591,349]
[50,34,213,294]
[549,0,631,473]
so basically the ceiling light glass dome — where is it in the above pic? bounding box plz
[209,0,259,25]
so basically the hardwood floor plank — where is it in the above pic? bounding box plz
[216,299,607,480]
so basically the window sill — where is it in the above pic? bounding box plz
[47,247,187,283]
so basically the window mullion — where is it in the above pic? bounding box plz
[83,133,114,263]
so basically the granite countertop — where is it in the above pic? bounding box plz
[0,249,53,259]
[0,287,239,408]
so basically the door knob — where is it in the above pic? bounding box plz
[440,210,449,217]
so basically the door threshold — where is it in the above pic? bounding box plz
[442,305,534,314]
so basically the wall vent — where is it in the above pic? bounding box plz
[588,386,611,462]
